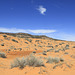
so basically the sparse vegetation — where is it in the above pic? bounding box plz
[42,51,47,55]
[1,43,4,46]
[65,44,69,49]
[3,35,7,37]
[47,48,54,52]
[11,57,26,69]
[55,50,59,53]
[46,56,53,63]
[60,58,64,62]
[46,45,53,48]
[12,39,18,43]
[11,55,44,69]
[0,52,6,58]
[72,46,75,48]
[25,42,28,44]
[46,56,63,64]
[26,39,32,42]
[33,51,36,53]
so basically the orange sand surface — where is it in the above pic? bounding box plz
[0,34,75,75]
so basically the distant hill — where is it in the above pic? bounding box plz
[0,32,65,41]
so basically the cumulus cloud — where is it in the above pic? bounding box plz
[37,5,46,15]
[0,27,56,34]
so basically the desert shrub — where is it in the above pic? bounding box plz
[10,46,14,49]
[35,48,37,50]
[1,43,4,46]
[3,35,7,37]
[11,57,26,69]
[53,57,60,63]
[46,57,62,64]
[55,50,59,53]
[66,44,69,47]
[46,56,53,63]
[35,40,40,42]
[18,48,22,51]
[25,55,44,67]
[34,44,36,46]
[32,51,36,53]
[60,58,64,62]
[46,45,53,48]
[55,45,58,47]
[25,42,28,44]
[42,51,47,55]
[0,52,6,58]
[11,55,44,69]
[48,43,50,45]
[38,45,42,47]
[72,46,75,48]
[64,52,68,54]
[8,49,11,51]
[62,42,65,44]
[14,48,17,50]
[65,44,69,49]
[26,39,32,42]
[47,48,54,52]
[12,39,18,43]
[61,48,65,51]
[59,43,62,45]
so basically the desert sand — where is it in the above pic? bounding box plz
[0,33,75,75]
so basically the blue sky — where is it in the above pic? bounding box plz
[0,0,75,41]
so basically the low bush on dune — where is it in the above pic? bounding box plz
[11,57,26,69]
[0,52,6,58]
[11,55,45,69]
[12,39,18,43]
[46,56,64,64]
[25,38,32,42]
[72,46,75,48]
[65,44,69,49]
[25,55,44,67]
[42,51,47,55]
[3,35,7,37]
[1,43,4,46]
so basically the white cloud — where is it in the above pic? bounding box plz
[0,27,75,41]
[0,27,56,34]
[37,5,46,15]
[28,29,56,33]
[58,33,75,41]
[47,32,75,41]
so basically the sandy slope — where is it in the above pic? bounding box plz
[0,34,75,75]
